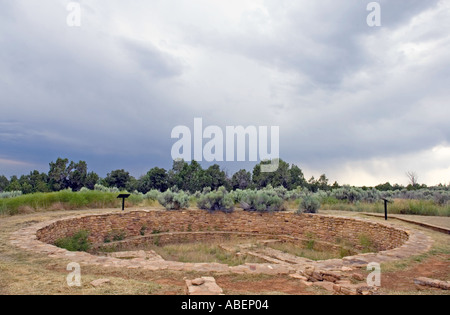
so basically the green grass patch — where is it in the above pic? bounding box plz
[0,190,144,216]
[358,234,377,253]
[54,230,92,252]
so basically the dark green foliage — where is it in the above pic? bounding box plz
[307,174,329,193]
[48,158,71,191]
[170,160,203,193]
[167,160,230,193]
[68,161,88,191]
[104,169,132,190]
[6,176,21,192]
[204,164,229,191]
[84,172,100,190]
[375,182,394,191]
[54,230,91,252]
[288,165,307,190]
[125,176,140,192]
[252,159,308,190]
[231,169,252,190]
[48,158,98,192]
[18,171,49,193]
[138,167,169,193]
[0,175,8,192]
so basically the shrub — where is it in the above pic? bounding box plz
[54,230,91,252]
[285,187,306,201]
[434,192,450,206]
[331,186,365,203]
[240,190,285,212]
[364,188,381,203]
[128,192,144,204]
[273,186,288,199]
[94,184,120,193]
[229,189,247,203]
[197,186,234,212]
[144,189,160,201]
[157,189,190,210]
[0,191,23,199]
[297,195,321,214]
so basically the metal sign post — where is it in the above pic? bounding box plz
[117,194,131,211]
[381,198,391,220]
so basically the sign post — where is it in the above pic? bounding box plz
[381,198,391,221]
[117,194,131,211]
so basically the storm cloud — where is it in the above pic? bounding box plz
[1,0,449,186]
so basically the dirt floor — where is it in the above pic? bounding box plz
[0,208,449,295]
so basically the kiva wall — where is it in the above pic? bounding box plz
[36,210,409,252]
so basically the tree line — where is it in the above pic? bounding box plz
[0,157,434,195]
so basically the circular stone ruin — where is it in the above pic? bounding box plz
[11,210,434,274]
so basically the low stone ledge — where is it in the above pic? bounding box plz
[414,277,450,290]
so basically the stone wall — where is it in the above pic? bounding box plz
[36,210,409,252]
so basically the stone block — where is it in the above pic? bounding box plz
[313,281,335,292]
[186,277,224,295]
[352,273,365,281]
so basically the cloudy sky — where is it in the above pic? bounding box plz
[1,0,449,186]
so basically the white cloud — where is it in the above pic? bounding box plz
[323,144,450,186]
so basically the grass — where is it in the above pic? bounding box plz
[140,241,265,266]
[265,242,342,261]
[54,230,92,252]
[0,190,144,216]
[320,199,450,217]
[358,234,378,253]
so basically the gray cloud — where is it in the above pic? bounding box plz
[0,0,449,185]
